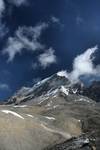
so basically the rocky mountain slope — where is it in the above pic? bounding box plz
[0,72,100,150]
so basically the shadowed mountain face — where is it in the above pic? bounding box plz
[0,73,100,150]
[82,81,100,102]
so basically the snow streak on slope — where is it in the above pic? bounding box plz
[1,110,24,119]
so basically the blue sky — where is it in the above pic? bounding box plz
[0,0,100,100]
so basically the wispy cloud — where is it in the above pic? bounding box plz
[2,23,48,62]
[0,22,9,38]
[51,16,60,24]
[0,0,9,38]
[51,16,64,28]
[0,83,10,91]
[0,0,5,17]
[38,48,57,69]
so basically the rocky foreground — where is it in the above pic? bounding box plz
[0,72,100,150]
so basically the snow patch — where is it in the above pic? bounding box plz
[72,89,78,94]
[84,138,89,144]
[41,123,71,139]
[78,119,81,122]
[46,89,58,97]
[13,105,27,108]
[53,105,59,109]
[46,100,53,107]
[78,138,89,144]
[57,70,68,78]
[60,86,69,95]
[27,114,34,118]
[44,116,55,120]
[38,97,49,104]
[75,98,90,103]
[38,89,58,105]
[1,110,24,119]
[36,77,50,86]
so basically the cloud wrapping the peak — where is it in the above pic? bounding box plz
[38,48,57,69]
[2,23,48,62]
[58,46,100,83]
[69,46,100,83]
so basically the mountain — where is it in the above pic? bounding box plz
[0,72,100,150]
[82,81,100,102]
[6,72,89,105]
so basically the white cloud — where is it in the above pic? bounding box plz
[70,46,97,81]
[38,48,57,69]
[2,23,48,62]
[2,37,23,61]
[69,46,100,83]
[7,0,28,6]
[58,46,100,83]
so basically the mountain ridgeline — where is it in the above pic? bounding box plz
[7,72,100,105]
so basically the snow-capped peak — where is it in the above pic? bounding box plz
[57,70,68,78]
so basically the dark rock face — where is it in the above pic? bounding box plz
[82,81,100,102]
[45,135,95,150]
